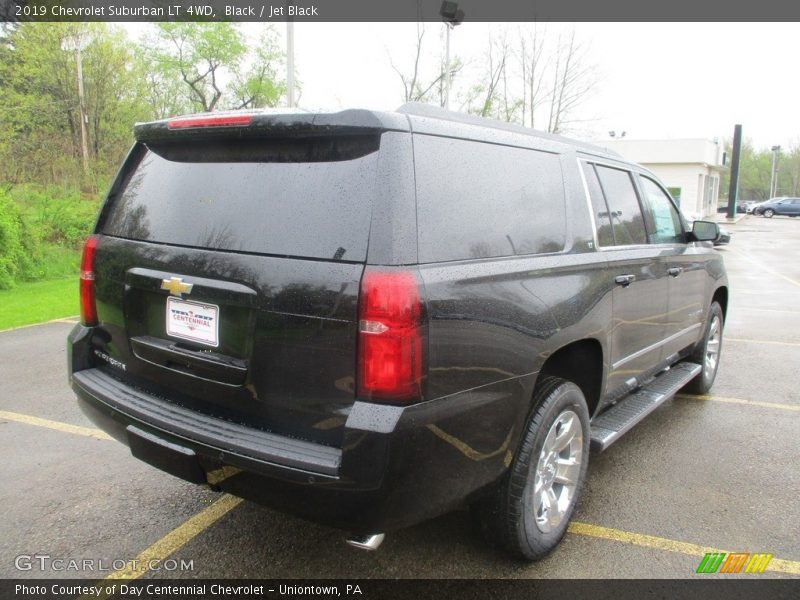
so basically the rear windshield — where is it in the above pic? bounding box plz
[100,137,379,262]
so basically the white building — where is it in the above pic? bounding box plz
[602,138,727,219]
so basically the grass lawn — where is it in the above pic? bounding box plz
[0,278,79,331]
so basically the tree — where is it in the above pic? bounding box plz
[390,23,462,106]
[721,141,773,201]
[443,25,596,134]
[546,30,596,134]
[463,31,512,119]
[145,23,285,114]
[776,145,800,197]
[81,26,151,177]
[0,23,149,188]
[149,23,247,113]
[518,24,548,129]
[230,28,286,109]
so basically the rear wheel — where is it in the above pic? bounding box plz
[473,377,590,560]
[764,208,775,218]
[685,301,724,394]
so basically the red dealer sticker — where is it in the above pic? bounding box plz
[166,297,220,347]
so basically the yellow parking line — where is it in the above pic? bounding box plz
[727,338,800,347]
[568,522,800,575]
[0,410,241,591]
[105,495,242,580]
[676,394,799,413]
[78,495,243,600]
[0,410,112,440]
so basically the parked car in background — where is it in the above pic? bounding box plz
[741,200,761,214]
[716,202,748,214]
[752,197,800,218]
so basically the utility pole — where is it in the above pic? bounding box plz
[769,145,781,198]
[286,20,295,108]
[75,41,89,173]
[444,24,451,110]
[726,124,742,220]
[439,2,464,111]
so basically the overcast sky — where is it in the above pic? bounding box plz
[131,22,800,150]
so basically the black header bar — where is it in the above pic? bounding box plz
[3,0,800,22]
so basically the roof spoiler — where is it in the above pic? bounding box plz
[134,109,409,143]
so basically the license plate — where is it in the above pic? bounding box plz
[166,297,219,347]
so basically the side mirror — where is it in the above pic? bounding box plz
[692,220,720,242]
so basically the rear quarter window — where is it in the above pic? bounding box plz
[414,135,567,263]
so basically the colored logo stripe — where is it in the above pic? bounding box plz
[745,553,773,574]
[697,552,726,573]
[720,553,749,573]
[697,552,773,574]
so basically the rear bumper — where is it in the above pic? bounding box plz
[69,325,524,533]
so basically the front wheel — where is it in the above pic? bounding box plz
[473,377,590,560]
[685,301,724,394]
[764,208,775,218]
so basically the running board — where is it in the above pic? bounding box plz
[590,362,702,452]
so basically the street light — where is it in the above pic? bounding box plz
[770,145,781,198]
[439,2,464,111]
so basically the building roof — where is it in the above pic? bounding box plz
[603,138,727,169]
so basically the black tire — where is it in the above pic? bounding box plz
[764,208,775,218]
[684,301,724,394]
[473,377,590,560]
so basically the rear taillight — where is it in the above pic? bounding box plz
[167,114,253,129]
[357,270,424,404]
[80,235,98,326]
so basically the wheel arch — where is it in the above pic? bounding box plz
[712,286,728,321]
[536,339,604,418]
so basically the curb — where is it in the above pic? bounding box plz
[0,316,79,334]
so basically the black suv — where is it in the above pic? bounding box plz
[69,104,727,560]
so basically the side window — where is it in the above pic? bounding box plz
[594,165,647,245]
[639,176,684,244]
[581,162,615,247]
[415,135,567,262]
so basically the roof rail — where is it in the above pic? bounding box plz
[396,102,621,157]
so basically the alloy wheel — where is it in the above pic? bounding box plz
[533,410,584,533]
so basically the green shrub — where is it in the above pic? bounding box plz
[0,191,26,289]
[14,186,99,247]
[0,184,100,286]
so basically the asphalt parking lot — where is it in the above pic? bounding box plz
[1,215,798,581]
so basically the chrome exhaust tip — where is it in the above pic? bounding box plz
[346,533,385,551]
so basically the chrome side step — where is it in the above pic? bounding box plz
[346,533,385,551]
[590,362,702,452]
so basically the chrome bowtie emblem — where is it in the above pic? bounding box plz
[160,277,194,297]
